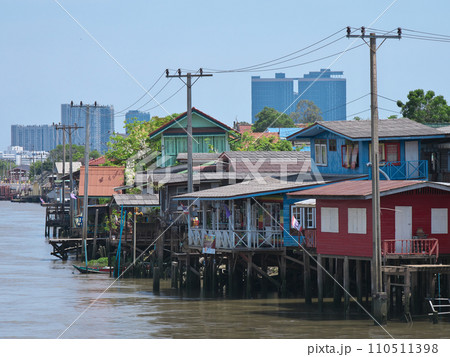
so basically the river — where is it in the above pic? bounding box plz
[0,201,449,339]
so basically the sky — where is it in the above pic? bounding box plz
[1,0,450,151]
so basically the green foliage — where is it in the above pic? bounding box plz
[87,257,110,266]
[29,160,53,179]
[105,114,178,166]
[252,107,296,132]
[0,160,15,177]
[290,99,322,123]
[230,131,293,151]
[48,144,100,163]
[397,89,450,123]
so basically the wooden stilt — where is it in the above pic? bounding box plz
[356,260,362,304]
[344,256,350,317]
[171,261,178,289]
[327,258,334,298]
[261,255,268,297]
[227,255,233,296]
[246,252,252,298]
[153,266,160,293]
[333,258,341,305]
[280,253,287,298]
[317,254,323,311]
[404,268,411,321]
[303,250,311,304]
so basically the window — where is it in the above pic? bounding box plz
[369,142,400,164]
[432,208,448,234]
[342,142,359,169]
[329,139,337,152]
[385,143,400,162]
[348,208,367,234]
[291,205,316,229]
[321,207,339,233]
[314,139,327,166]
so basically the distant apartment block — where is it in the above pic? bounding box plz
[251,69,346,123]
[11,124,58,151]
[125,110,151,133]
[61,104,114,153]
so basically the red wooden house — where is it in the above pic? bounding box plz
[288,180,450,261]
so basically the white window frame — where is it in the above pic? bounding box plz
[321,207,339,233]
[291,205,316,229]
[431,208,448,234]
[348,208,367,234]
[314,139,328,166]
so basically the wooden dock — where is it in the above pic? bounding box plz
[48,237,108,260]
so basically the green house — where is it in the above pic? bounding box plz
[149,108,236,167]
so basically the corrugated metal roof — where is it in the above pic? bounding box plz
[55,162,82,174]
[78,166,125,197]
[174,176,325,200]
[288,118,444,140]
[113,194,159,207]
[176,152,220,164]
[288,180,450,199]
[220,151,310,174]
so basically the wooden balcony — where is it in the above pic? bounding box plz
[381,238,439,261]
[369,160,428,180]
[188,228,284,251]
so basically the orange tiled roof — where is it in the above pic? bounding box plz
[78,166,125,197]
[89,156,106,166]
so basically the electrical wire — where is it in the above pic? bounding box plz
[202,28,345,73]
[114,71,166,115]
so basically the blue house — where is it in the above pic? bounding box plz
[287,118,446,180]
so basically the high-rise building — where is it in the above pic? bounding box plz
[61,104,114,153]
[11,124,58,151]
[251,69,346,123]
[125,110,151,133]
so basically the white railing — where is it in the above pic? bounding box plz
[188,228,283,250]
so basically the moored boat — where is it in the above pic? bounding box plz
[72,264,112,274]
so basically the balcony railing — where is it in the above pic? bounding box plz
[188,228,284,250]
[381,238,439,260]
[369,160,428,180]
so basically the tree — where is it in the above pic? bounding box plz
[48,144,100,163]
[397,89,450,123]
[29,160,53,179]
[229,131,294,151]
[253,107,296,132]
[290,99,322,124]
[105,113,178,166]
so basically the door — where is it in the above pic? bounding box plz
[395,206,412,253]
[405,141,419,178]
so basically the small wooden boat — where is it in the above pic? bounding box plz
[73,264,112,274]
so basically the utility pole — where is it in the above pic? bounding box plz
[54,118,83,233]
[165,69,212,194]
[347,26,401,324]
[82,102,93,264]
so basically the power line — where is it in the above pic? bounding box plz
[200,28,342,73]
[114,71,166,115]
[402,28,450,39]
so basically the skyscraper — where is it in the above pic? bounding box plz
[251,69,346,122]
[61,104,114,153]
[11,124,59,151]
[125,110,151,133]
